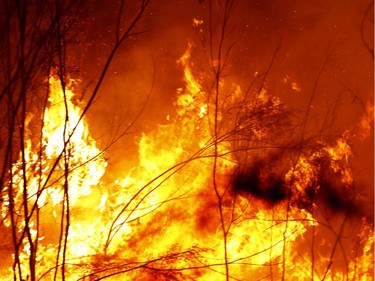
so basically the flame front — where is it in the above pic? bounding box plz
[0,45,373,280]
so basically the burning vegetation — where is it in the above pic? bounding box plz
[0,0,373,280]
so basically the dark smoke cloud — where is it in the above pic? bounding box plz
[231,150,370,223]
[232,160,289,206]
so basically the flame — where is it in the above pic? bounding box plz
[358,101,374,140]
[325,132,353,186]
[1,76,108,280]
[0,45,373,280]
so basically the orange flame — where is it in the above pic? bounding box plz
[0,46,373,280]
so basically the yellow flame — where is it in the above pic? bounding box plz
[1,46,373,281]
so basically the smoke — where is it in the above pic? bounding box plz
[82,1,374,219]
[70,0,374,266]
[231,149,371,223]
[232,157,289,207]
[76,0,373,246]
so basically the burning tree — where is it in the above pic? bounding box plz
[0,0,373,280]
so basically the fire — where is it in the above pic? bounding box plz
[0,45,373,280]
[0,76,108,280]
[358,101,374,140]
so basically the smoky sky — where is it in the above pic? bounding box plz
[73,0,373,207]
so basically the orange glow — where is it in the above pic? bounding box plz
[0,45,373,280]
